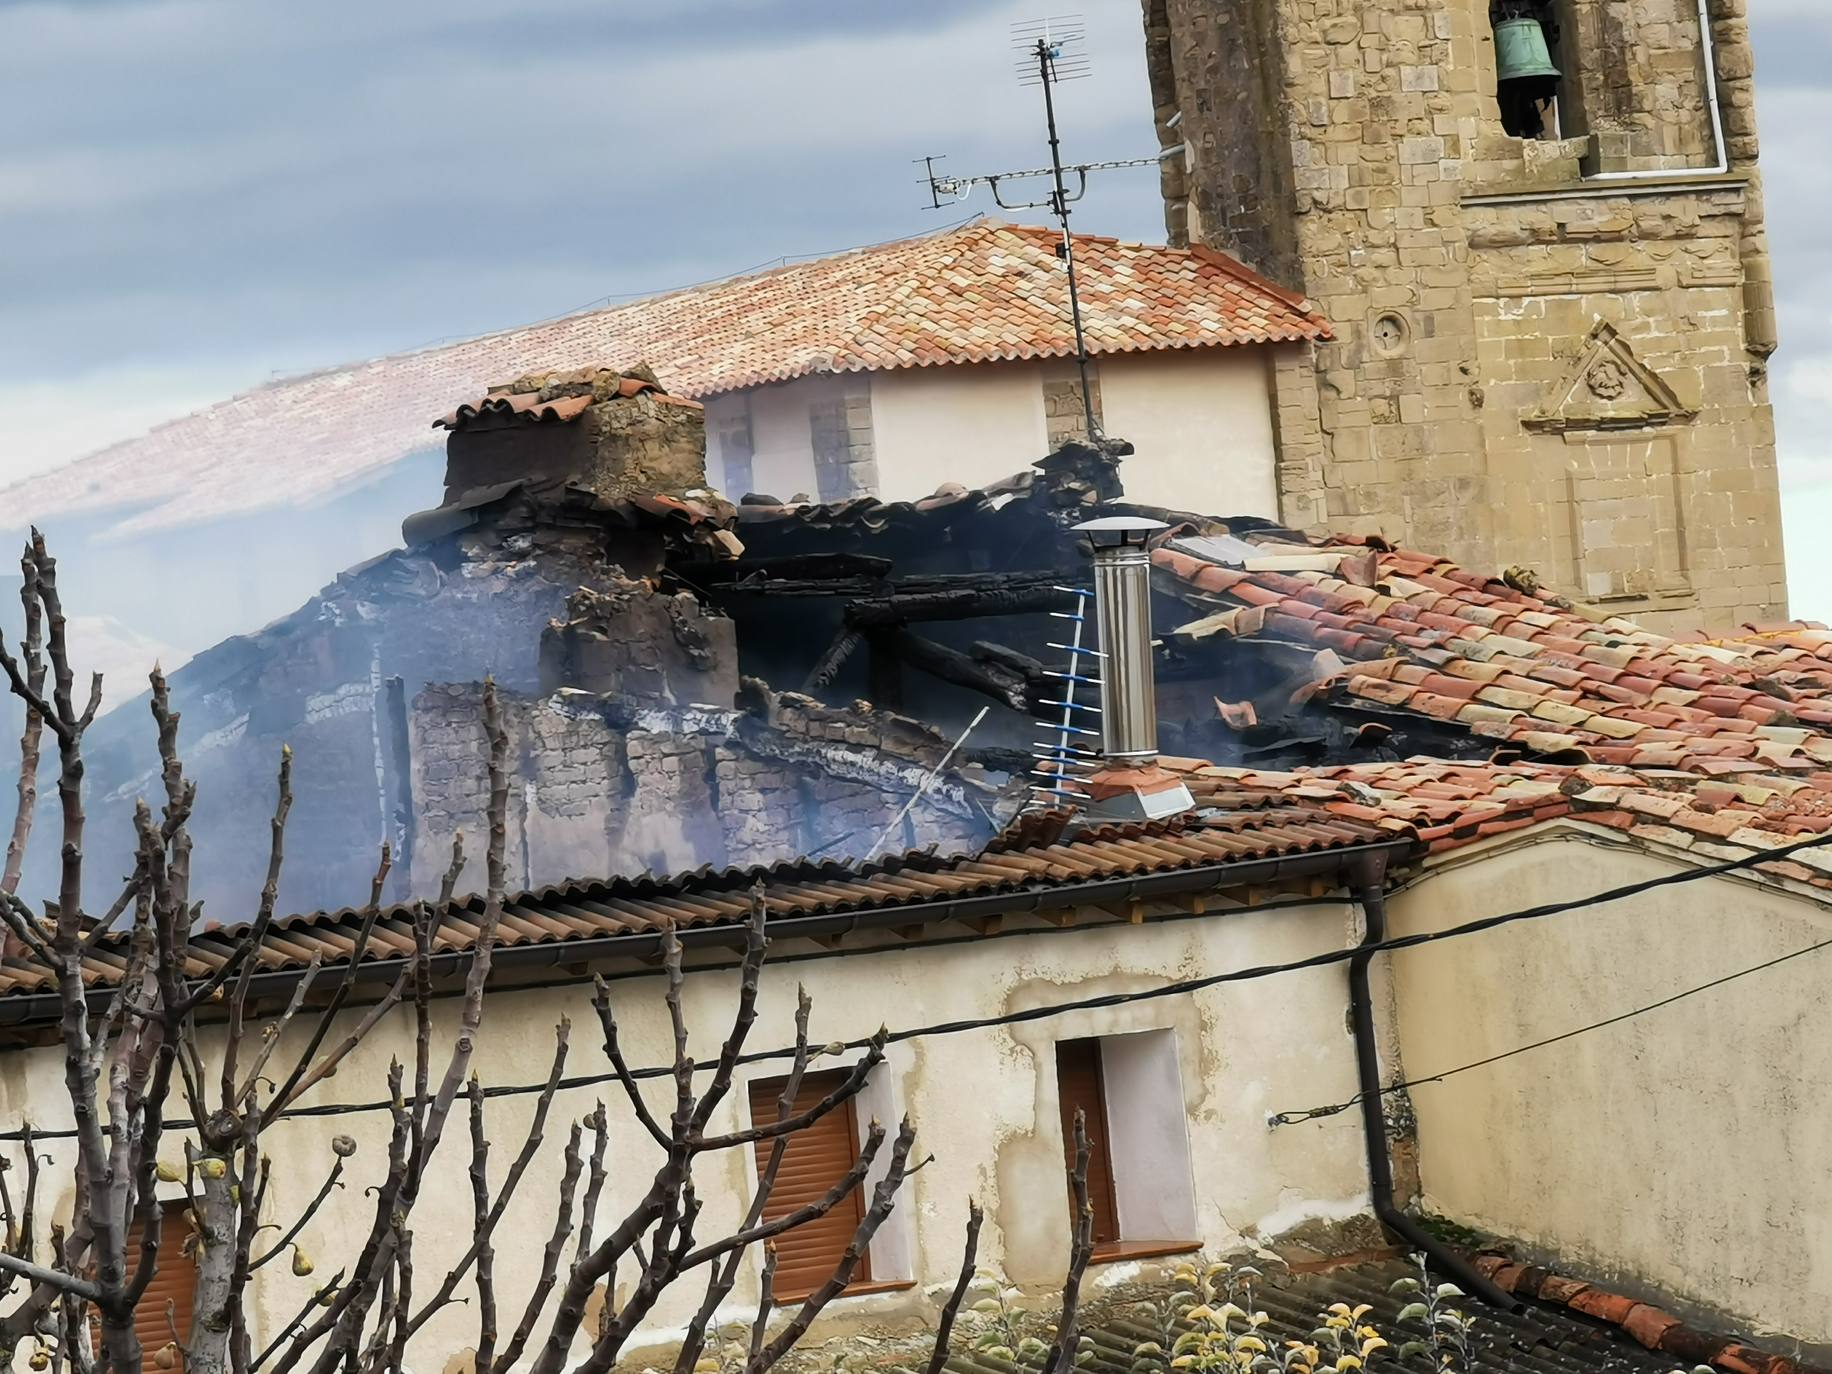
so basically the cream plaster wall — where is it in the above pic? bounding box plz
[868,364,1050,502]
[0,900,1372,1370]
[1097,350,1279,518]
[704,351,1281,516]
[1384,830,1832,1346]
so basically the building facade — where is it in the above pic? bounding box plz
[1142,0,1784,628]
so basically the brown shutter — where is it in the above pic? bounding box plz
[94,1201,197,1367]
[1055,1039,1120,1247]
[749,1070,870,1300]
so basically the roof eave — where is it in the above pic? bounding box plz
[0,837,1410,1030]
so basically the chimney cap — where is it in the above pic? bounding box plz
[1072,514,1168,548]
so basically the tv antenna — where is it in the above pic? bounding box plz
[918,15,1185,445]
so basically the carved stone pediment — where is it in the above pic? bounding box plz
[1524,321,1698,433]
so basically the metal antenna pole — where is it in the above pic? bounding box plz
[1034,36,1100,444]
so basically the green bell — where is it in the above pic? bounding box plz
[1494,16,1560,82]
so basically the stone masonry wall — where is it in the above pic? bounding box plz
[1145,0,1784,630]
[408,685,993,896]
[1043,363,1105,451]
[808,376,879,502]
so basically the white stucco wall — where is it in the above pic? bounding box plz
[1384,829,1832,1345]
[703,349,1283,517]
[0,899,1373,1370]
[1096,349,1279,518]
[868,364,1050,501]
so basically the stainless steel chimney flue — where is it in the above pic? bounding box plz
[1077,516,1164,764]
[1071,515,1194,821]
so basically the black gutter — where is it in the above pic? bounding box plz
[1349,861,1519,1312]
[0,839,1410,1029]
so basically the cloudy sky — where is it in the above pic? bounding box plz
[2,1,1830,601]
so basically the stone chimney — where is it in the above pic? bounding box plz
[433,366,706,506]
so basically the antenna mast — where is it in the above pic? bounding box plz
[919,17,1184,446]
[1025,18,1098,444]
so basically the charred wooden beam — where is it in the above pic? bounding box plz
[843,583,1075,628]
[867,631,904,711]
[705,570,1070,601]
[801,628,866,694]
[885,629,1043,714]
[691,552,893,584]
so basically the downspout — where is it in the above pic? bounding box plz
[1350,872,1518,1311]
[1586,0,1727,181]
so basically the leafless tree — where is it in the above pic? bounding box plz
[0,534,925,1373]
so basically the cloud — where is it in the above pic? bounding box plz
[0,366,251,485]
[0,0,1163,488]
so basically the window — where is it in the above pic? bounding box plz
[1491,1,1564,141]
[1054,1031,1200,1260]
[94,1200,196,1367]
[748,1071,871,1300]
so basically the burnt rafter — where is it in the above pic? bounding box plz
[705,570,1073,603]
[841,581,1076,628]
[883,629,1050,714]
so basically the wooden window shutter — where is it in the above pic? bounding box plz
[748,1070,870,1301]
[1054,1039,1120,1247]
[93,1200,198,1368]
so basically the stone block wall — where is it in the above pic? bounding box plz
[1043,364,1104,451]
[1143,0,1784,629]
[809,376,879,502]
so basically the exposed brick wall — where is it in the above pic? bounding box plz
[1145,0,1784,629]
[407,686,993,893]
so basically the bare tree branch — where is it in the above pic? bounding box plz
[925,1201,984,1374]
[1043,1112,1095,1374]
[743,1120,918,1374]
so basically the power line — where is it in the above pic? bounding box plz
[1268,932,1832,1127]
[5,823,1831,1143]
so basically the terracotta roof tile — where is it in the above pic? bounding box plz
[0,801,1386,1009]
[2,220,1327,535]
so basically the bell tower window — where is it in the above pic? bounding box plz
[1492,1,1563,140]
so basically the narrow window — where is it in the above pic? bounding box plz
[1054,1031,1200,1260]
[748,1071,871,1300]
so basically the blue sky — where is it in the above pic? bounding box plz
[3,0,1830,604]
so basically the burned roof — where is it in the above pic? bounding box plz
[1152,531,1832,779]
[0,797,1395,1013]
[2,220,1324,537]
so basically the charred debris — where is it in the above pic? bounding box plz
[38,367,1488,916]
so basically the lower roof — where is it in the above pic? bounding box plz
[0,796,1394,1017]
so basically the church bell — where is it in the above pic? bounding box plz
[1494,16,1560,82]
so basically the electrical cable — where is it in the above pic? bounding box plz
[5,824,1832,1143]
[1269,931,1832,1127]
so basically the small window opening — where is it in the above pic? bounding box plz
[1492,0,1563,140]
[748,1070,871,1301]
[1054,1031,1200,1261]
